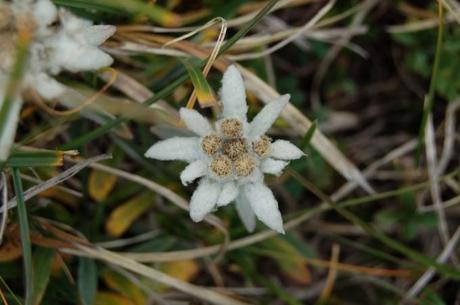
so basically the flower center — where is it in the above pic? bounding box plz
[252,135,271,157]
[201,134,222,156]
[201,118,272,180]
[210,154,232,177]
[220,118,243,138]
[234,154,256,177]
[222,138,247,160]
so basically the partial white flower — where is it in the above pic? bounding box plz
[145,65,305,233]
[0,0,115,161]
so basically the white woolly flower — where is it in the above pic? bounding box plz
[145,66,305,233]
[0,0,115,99]
[0,0,115,160]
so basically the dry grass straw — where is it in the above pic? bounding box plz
[73,245,249,305]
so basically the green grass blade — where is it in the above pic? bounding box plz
[182,60,216,107]
[0,29,31,163]
[298,120,317,150]
[333,205,460,279]
[6,150,65,168]
[291,169,460,280]
[55,0,181,26]
[78,257,98,305]
[32,248,55,305]
[416,2,444,162]
[12,167,34,305]
[58,0,281,150]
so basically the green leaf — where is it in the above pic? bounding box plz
[32,248,55,305]
[54,0,181,26]
[0,29,31,163]
[416,3,445,162]
[6,150,65,168]
[420,289,447,305]
[298,121,317,150]
[78,258,98,305]
[182,60,216,107]
[12,168,34,305]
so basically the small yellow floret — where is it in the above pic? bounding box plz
[210,155,232,177]
[201,134,222,156]
[220,118,243,138]
[222,138,247,160]
[234,154,256,177]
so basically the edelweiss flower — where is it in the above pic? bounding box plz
[1,0,115,100]
[145,66,304,233]
[0,0,115,160]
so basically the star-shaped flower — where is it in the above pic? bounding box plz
[145,65,304,233]
[0,0,115,161]
[1,0,115,100]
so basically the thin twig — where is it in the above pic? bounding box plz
[403,226,460,301]
[425,114,450,246]
[229,0,335,60]
[3,155,110,212]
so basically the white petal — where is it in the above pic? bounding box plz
[145,137,199,161]
[270,140,305,160]
[33,73,66,100]
[244,183,284,233]
[189,179,221,222]
[217,182,239,207]
[180,160,207,186]
[261,158,288,176]
[235,193,256,232]
[64,47,114,72]
[248,94,289,139]
[33,0,58,27]
[179,108,213,136]
[83,25,116,45]
[220,65,247,120]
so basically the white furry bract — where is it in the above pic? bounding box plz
[220,65,248,120]
[180,108,212,136]
[270,140,305,160]
[244,183,284,233]
[261,158,288,176]
[0,0,115,162]
[248,94,289,139]
[145,65,305,233]
[189,179,221,222]
[144,137,199,161]
[235,194,256,232]
[217,182,239,207]
[180,160,207,186]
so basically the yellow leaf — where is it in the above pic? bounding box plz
[101,270,146,305]
[0,239,22,262]
[89,169,118,202]
[156,260,199,291]
[105,193,152,237]
[93,292,135,305]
